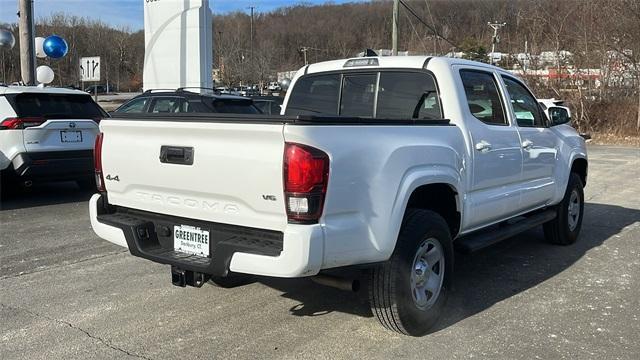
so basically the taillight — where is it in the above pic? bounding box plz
[0,117,45,129]
[284,143,329,223]
[94,132,105,192]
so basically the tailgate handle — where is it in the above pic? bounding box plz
[160,146,194,165]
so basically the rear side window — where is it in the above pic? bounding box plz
[149,97,190,113]
[116,97,149,113]
[460,70,507,125]
[252,100,282,115]
[9,93,107,119]
[286,74,341,115]
[377,72,441,119]
[208,99,261,114]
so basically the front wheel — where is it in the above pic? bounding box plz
[369,209,453,336]
[544,173,584,245]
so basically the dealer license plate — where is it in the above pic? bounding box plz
[60,130,82,143]
[173,225,210,257]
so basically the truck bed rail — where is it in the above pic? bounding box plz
[108,113,452,126]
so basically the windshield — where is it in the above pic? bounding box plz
[285,71,442,120]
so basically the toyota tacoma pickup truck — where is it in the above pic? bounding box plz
[90,56,587,336]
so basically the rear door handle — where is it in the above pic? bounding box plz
[522,140,534,150]
[475,140,492,153]
[160,146,194,165]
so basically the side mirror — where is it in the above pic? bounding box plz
[548,106,571,126]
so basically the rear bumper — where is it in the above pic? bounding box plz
[11,150,93,181]
[89,194,323,278]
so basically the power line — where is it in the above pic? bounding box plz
[398,0,457,50]
[423,0,439,54]
[299,46,328,65]
[402,7,429,53]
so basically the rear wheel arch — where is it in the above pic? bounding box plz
[404,183,461,238]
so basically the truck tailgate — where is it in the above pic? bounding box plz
[100,119,288,231]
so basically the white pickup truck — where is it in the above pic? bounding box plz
[90,56,587,336]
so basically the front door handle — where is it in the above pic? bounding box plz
[522,140,534,150]
[475,140,492,153]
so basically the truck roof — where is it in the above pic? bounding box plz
[304,56,504,75]
[0,85,88,96]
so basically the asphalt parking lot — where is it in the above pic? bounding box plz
[1,145,638,360]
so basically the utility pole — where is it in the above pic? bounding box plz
[248,6,254,80]
[217,31,223,85]
[487,21,506,65]
[300,47,309,65]
[18,0,35,85]
[392,0,399,56]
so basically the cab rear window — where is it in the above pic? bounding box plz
[285,71,442,120]
[8,93,107,119]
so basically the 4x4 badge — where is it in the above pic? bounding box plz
[106,175,120,182]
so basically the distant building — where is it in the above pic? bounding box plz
[511,67,602,89]
[444,51,465,59]
[277,70,299,83]
[539,50,573,65]
[487,52,505,63]
[356,49,411,57]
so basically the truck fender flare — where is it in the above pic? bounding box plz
[553,152,588,203]
[385,166,463,256]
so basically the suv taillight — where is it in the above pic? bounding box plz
[284,143,330,224]
[94,132,105,192]
[0,117,45,129]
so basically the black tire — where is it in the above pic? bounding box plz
[208,273,254,288]
[544,173,584,245]
[0,170,18,200]
[369,209,453,336]
[76,178,96,191]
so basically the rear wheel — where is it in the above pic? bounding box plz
[369,209,453,336]
[544,173,584,245]
[0,170,18,200]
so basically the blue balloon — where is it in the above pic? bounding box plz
[43,35,68,59]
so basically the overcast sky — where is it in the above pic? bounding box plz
[0,0,363,30]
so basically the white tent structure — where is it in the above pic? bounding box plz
[143,0,213,91]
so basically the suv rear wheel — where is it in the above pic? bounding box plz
[0,170,17,199]
[369,209,453,336]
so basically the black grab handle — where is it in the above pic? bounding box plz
[159,146,194,165]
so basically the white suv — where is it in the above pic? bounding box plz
[0,86,106,194]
